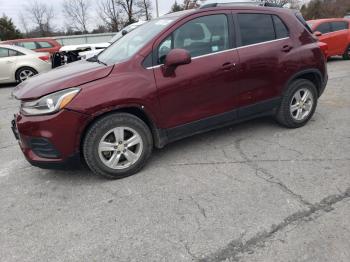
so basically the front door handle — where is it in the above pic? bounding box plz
[281,45,293,52]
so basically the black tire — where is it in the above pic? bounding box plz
[276,79,318,128]
[83,113,153,179]
[15,67,38,83]
[342,45,350,60]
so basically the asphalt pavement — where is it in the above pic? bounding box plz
[0,58,349,262]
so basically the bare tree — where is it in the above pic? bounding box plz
[137,0,152,20]
[98,0,123,32]
[25,0,55,36]
[117,0,136,25]
[63,0,91,33]
[18,12,30,35]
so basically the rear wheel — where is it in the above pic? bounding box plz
[15,67,38,83]
[83,113,153,179]
[342,45,350,60]
[276,79,318,128]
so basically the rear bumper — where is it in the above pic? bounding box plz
[12,109,90,169]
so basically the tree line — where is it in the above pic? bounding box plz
[1,0,350,41]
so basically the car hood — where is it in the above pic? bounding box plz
[13,60,114,100]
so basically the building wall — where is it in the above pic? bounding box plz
[54,33,116,46]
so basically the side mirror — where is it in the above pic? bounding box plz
[122,30,128,36]
[162,49,191,77]
[314,31,322,37]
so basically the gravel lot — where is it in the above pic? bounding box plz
[0,59,349,262]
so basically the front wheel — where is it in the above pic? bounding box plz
[276,79,318,128]
[83,113,153,179]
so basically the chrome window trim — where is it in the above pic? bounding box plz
[146,37,289,70]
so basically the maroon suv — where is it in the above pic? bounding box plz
[12,5,327,179]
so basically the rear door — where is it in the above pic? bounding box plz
[152,12,240,129]
[233,12,293,116]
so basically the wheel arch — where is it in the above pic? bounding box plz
[284,69,324,97]
[80,106,167,154]
[15,66,38,81]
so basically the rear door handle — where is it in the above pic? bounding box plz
[222,62,236,71]
[281,45,293,52]
[6,61,14,64]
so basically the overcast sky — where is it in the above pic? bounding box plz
[0,0,182,31]
[1,0,304,31]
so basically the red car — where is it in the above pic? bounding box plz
[2,38,61,54]
[12,5,327,179]
[308,18,350,59]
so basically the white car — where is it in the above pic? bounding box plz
[0,44,51,84]
[79,21,147,60]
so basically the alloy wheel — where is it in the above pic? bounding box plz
[289,88,314,121]
[19,70,35,82]
[98,127,143,170]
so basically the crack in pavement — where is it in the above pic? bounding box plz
[198,187,350,262]
[167,158,350,167]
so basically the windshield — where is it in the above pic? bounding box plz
[99,19,175,65]
[109,23,138,43]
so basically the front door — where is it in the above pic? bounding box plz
[152,13,240,129]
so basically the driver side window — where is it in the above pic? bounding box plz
[157,14,229,65]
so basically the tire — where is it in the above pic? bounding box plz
[15,67,38,83]
[342,45,350,60]
[83,113,153,179]
[276,79,318,128]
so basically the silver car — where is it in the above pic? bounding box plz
[0,44,51,84]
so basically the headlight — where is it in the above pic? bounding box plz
[21,88,80,116]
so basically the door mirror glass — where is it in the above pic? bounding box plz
[162,49,191,77]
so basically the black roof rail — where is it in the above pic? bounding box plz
[200,1,283,9]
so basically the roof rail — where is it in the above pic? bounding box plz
[200,1,283,9]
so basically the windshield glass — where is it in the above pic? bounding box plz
[109,23,138,43]
[99,18,175,65]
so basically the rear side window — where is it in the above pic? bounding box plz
[237,14,289,46]
[273,15,289,38]
[331,21,348,31]
[18,41,37,50]
[238,14,275,46]
[316,23,331,34]
[37,41,53,48]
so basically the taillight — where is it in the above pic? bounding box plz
[39,56,50,62]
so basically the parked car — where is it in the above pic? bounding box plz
[12,5,327,179]
[79,21,147,60]
[51,21,147,68]
[0,44,51,84]
[307,18,350,59]
[1,38,61,55]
